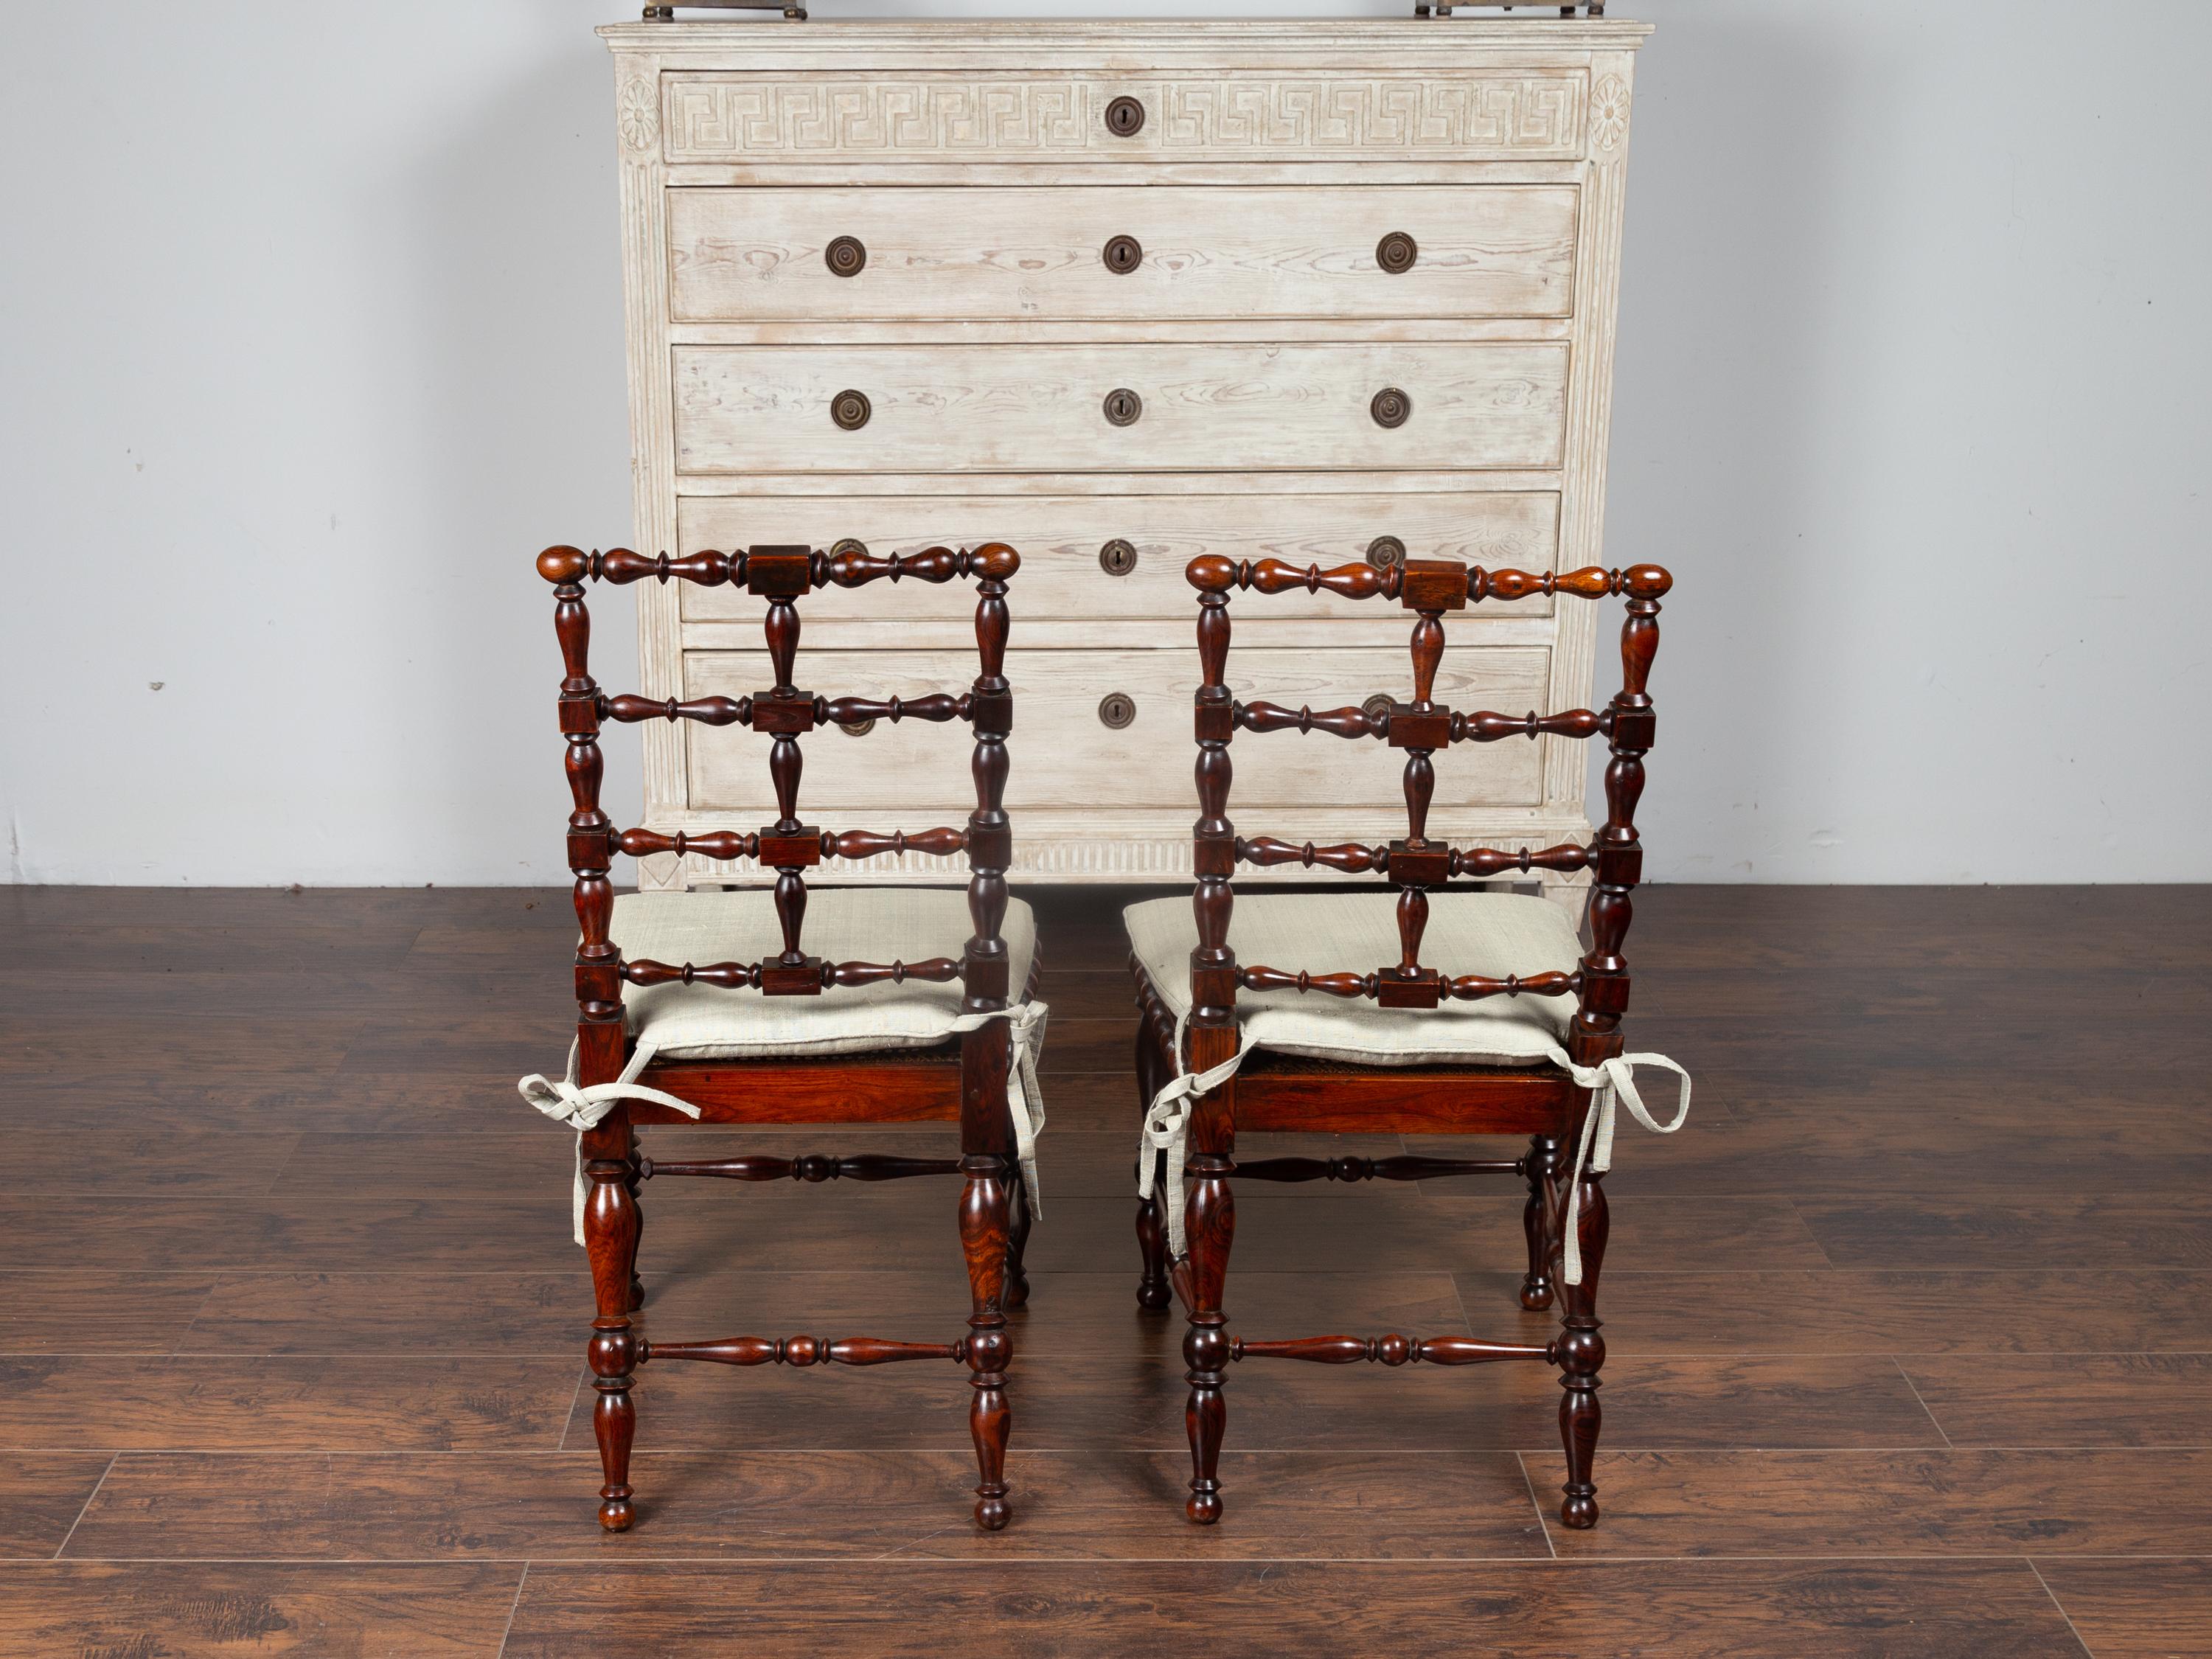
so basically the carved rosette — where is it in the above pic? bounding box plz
[619,78,659,154]
[1589,74,1630,152]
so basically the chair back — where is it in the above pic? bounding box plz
[536,540,1023,1067]
[1178,552,1672,1074]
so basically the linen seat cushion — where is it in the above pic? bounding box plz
[1124,890,1582,1068]
[610,887,1035,1060]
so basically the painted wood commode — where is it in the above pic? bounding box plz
[600,15,1650,906]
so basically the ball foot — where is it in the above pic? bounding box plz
[1518,1279,1554,1312]
[975,1495,1012,1531]
[1136,1280,1172,1311]
[599,1497,636,1532]
[1559,1492,1599,1530]
[1187,1488,1222,1525]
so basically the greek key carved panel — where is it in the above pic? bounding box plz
[660,73,1587,161]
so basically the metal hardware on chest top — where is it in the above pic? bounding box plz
[1103,388,1143,428]
[1371,387,1413,430]
[1414,2,1604,14]
[831,389,872,431]
[1098,692,1137,731]
[1099,539,1139,577]
[643,1,807,16]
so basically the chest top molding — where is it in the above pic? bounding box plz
[598,18,1653,69]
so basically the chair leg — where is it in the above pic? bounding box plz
[1135,1150,1172,1310]
[1519,1134,1561,1311]
[1133,1012,1173,1310]
[960,1152,1015,1531]
[1004,1166,1033,1310]
[624,1128,647,1313]
[1557,1164,1610,1529]
[582,1139,643,1532]
[1182,1145,1236,1524]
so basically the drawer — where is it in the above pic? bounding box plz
[672,342,1568,476]
[658,72,1589,165]
[676,490,1562,634]
[667,185,1577,322]
[683,644,1550,818]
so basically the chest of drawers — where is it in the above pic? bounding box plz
[600,16,1650,909]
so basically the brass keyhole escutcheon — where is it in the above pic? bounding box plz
[1370,387,1412,430]
[831,389,872,431]
[1099,538,1138,577]
[1103,388,1143,427]
[1098,692,1137,730]
[838,718,877,737]
[1366,535,1406,571]
[826,236,866,277]
[1376,232,1419,274]
[1105,95,1146,137]
[1102,234,1144,274]
[1363,694,1394,726]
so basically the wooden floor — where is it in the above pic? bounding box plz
[1,884,2208,1656]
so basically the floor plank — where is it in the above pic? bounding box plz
[2034,1558,2212,1657]
[1548,1448,2212,1558]
[61,1450,1549,1562]
[507,1558,2088,1658]
[1903,1354,2212,1447]
[0,1562,522,1658]
[0,1356,580,1452]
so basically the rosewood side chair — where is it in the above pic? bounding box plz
[1127,551,1688,1529]
[526,540,1043,1533]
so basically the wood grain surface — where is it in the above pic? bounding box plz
[0,882,2204,1654]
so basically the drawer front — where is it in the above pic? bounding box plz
[684,645,1550,816]
[677,490,1561,630]
[672,342,1568,475]
[668,185,1577,322]
[659,72,1588,164]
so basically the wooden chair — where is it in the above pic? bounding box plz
[529,539,1040,1533]
[1126,551,1688,1529]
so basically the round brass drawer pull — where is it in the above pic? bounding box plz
[1376,232,1419,274]
[826,236,866,278]
[1363,694,1394,725]
[831,389,872,431]
[1366,535,1406,571]
[1370,386,1412,430]
[1102,234,1144,275]
[1099,538,1138,577]
[1098,692,1137,730]
[838,718,876,737]
[1105,96,1146,137]
[1103,388,1143,427]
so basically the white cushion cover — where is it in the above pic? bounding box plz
[1124,890,1582,1067]
[611,887,1034,1060]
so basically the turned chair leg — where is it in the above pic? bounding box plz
[1520,1133,1561,1311]
[1135,1150,1172,1310]
[1004,1166,1033,1310]
[1133,1012,1173,1309]
[1182,1144,1236,1523]
[624,1128,647,1312]
[582,1138,643,1531]
[1557,1163,1610,1529]
[960,1152,1015,1531]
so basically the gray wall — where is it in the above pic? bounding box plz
[2,1,2205,885]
